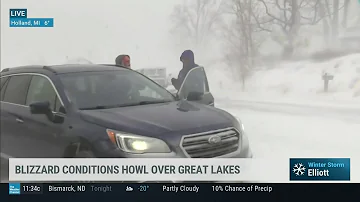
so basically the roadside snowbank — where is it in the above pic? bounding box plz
[208,54,360,107]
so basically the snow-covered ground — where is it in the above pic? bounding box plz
[207,53,360,173]
[215,99,360,182]
[216,99,360,159]
[207,53,360,107]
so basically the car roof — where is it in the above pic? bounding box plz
[46,64,129,74]
[0,64,131,76]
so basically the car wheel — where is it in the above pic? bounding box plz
[75,149,96,183]
[75,150,95,158]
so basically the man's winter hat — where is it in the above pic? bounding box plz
[180,50,195,61]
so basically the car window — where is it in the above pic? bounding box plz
[74,77,87,91]
[0,77,10,101]
[138,86,163,99]
[26,75,58,111]
[59,69,175,109]
[3,75,32,105]
[54,95,63,112]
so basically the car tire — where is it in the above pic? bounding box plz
[75,150,96,158]
[75,149,96,183]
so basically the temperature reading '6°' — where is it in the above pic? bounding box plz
[212,185,223,192]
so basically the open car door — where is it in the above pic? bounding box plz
[178,66,214,106]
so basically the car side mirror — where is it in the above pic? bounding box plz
[52,114,65,124]
[187,92,204,101]
[29,101,60,122]
[30,101,52,115]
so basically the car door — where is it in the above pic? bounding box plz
[1,76,11,160]
[22,75,67,157]
[178,66,215,106]
[1,75,33,158]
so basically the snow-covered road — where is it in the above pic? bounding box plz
[216,98,360,158]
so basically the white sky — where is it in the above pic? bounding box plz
[2,0,359,72]
[1,0,183,70]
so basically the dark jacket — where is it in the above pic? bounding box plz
[172,50,199,90]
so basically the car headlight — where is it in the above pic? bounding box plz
[106,129,171,154]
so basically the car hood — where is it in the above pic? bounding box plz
[80,100,236,141]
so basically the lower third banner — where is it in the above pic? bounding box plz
[2,183,359,202]
[7,158,357,182]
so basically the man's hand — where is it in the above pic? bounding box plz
[171,78,179,90]
[171,78,177,86]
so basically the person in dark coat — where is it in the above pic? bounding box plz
[171,50,199,90]
[115,54,131,68]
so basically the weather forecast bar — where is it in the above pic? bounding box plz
[9,18,54,27]
[3,183,360,200]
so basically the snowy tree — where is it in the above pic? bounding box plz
[169,0,224,58]
[221,0,268,90]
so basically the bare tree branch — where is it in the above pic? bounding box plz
[170,0,224,48]
[258,0,288,24]
[301,0,345,25]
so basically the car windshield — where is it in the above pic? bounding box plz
[59,69,175,110]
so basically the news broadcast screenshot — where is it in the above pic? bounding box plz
[1,0,359,201]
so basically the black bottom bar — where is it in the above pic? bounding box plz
[2,183,359,202]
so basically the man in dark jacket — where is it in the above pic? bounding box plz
[115,54,131,68]
[171,50,199,90]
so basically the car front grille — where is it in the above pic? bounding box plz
[181,128,240,158]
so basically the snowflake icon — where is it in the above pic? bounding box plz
[293,163,306,176]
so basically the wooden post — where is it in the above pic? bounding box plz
[322,73,334,92]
